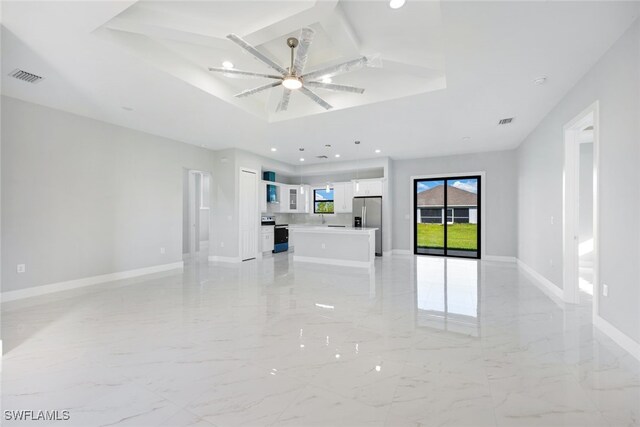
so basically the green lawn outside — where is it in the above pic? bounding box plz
[315,201,334,214]
[417,223,478,250]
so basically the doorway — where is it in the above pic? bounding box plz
[183,169,211,262]
[563,101,599,308]
[413,175,481,259]
[239,168,259,261]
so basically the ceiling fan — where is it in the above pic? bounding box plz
[208,28,369,112]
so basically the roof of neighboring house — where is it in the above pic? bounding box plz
[417,185,477,207]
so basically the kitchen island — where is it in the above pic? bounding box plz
[288,225,377,268]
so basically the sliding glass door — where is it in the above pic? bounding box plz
[414,176,481,259]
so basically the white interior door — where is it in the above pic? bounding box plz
[240,169,258,261]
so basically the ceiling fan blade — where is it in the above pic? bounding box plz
[302,56,368,81]
[293,27,315,75]
[227,33,287,75]
[305,81,365,94]
[276,89,292,112]
[208,67,282,80]
[300,86,333,110]
[235,81,282,98]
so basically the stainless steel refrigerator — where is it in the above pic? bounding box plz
[353,196,382,256]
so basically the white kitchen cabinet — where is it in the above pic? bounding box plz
[260,182,268,213]
[297,185,310,213]
[288,186,298,212]
[353,179,383,197]
[266,183,282,212]
[334,182,353,213]
[261,226,274,252]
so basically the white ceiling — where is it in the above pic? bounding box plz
[2,1,639,165]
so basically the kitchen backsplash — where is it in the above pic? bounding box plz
[275,213,353,226]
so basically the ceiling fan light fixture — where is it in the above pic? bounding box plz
[282,75,302,90]
[389,0,406,9]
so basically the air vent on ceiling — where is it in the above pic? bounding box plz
[316,155,328,159]
[498,117,515,125]
[9,69,44,84]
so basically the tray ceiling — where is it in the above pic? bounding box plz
[96,0,447,122]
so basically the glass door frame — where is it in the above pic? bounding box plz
[413,175,482,259]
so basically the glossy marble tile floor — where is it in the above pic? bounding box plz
[2,254,640,427]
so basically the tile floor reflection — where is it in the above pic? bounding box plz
[2,254,639,426]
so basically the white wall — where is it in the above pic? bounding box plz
[1,96,215,292]
[391,150,518,257]
[517,21,639,343]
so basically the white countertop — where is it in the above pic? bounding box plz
[288,224,377,233]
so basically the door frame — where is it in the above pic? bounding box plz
[238,167,260,261]
[410,172,486,259]
[185,169,212,259]
[563,101,599,310]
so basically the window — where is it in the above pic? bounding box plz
[414,176,480,259]
[314,188,334,214]
[421,208,442,224]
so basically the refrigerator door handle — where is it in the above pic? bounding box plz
[364,205,367,228]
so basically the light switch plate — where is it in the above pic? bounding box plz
[17,264,26,273]
[603,284,609,297]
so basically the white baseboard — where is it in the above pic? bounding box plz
[516,258,564,303]
[594,314,640,362]
[1,261,184,303]
[484,255,517,263]
[208,255,241,263]
[293,255,374,269]
[392,249,412,255]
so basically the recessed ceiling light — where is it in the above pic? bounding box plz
[375,149,381,153]
[121,106,134,111]
[462,136,471,141]
[300,158,305,162]
[271,147,277,152]
[533,76,547,85]
[389,0,406,9]
[322,76,332,84]
[222,61,234,69]
[335,154,340,158]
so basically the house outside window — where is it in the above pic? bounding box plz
[314,188,334,214]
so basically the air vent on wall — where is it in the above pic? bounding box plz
[316,155,328,159]
[498,117,515,125]
[9,69,44,84]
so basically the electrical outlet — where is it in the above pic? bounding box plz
[160,247,165,254]
[321,243,326,249]
[602,284,609,297]
[220,241,225,248]
[550,216,554,225]
[549,259,553,267]
[17,264,26,274]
